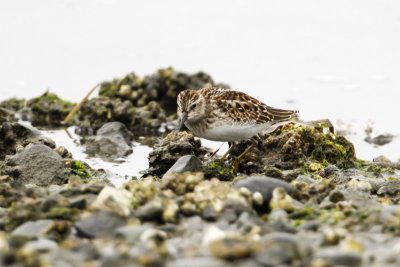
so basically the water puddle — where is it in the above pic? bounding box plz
[43,127,153,187]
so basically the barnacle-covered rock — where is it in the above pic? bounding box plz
[0,97,27,112]
[99,67,229,114]
[0,119,55,160]
[27,91,75,127]
[147,131,208,176]
[231,123,358,174]
[77,97,167,135]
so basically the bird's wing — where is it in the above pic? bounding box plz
[210,89,298,124]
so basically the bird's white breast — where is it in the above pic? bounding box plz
[187,122,272,142]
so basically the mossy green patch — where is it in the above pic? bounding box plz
[204,160,235,181]
[45,206,80,220]
[71,161,92,178]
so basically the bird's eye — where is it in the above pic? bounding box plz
[191,103,197,110]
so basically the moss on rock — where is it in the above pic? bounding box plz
[231,123,358,174]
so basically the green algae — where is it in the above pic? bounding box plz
[71,161,92,178]
[45,206,80,220]
[204,160,235,181]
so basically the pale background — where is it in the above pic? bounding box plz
[1,0,399,162]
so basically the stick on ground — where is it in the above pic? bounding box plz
[64,83,100,123]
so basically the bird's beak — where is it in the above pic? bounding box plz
[178,112,187,130]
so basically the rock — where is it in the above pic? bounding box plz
[115,224,153,243]
[329,190,344,203]
[166,257,227,267]
[233,176,297,213]
[91,186,133,216]
[148,131,208,176]
[313,248,362,267]
[269,187,296,212]
[377,179,400,197]
[256,232,304,266]
[380,205,400,228]
[202,205,218,221]
[3,144,68,185]
[85,121,134,159]
[209,238,256,261]
[74,211,126,238]
[26,91,75,127]
[164,155,202,176]
[77,97,167,135]
[323,165,340,176]
[134,199,163,222]
[10,220,55,245]
[0,120,55,160]
[162,172,204,195]
[98,67,227,113]
[373,155,400,169]
[365,134,394,146]
[230,123,357,173]
[25,238,58,253]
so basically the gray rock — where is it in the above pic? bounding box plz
[74,211,126,238]
[314,248,362,267]
[25,238,58,252]
[201,205,218,221]
[4,144,67,185]
[219,208,237,223]
[257,232,304,266]
[164,155,202,176]
[380,205,400,227]
[85,121,134,159]
[96,121,134,142]
[233,176,297,212]
[0,121,56,160]
[114,224,153,243]
[365,134,394,146]
[340,188,381,209]
[377,179,400,196]
[166,257,226,267]
[323,165,340,176]
[10,220,55,244]
[134,200,163,221]
[295,175,316,184]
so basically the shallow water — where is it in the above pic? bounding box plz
[43,127,153,187]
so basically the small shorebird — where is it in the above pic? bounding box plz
[177,88,299,170]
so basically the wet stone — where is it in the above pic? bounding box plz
[74,211,126,238]
[148,131,208,176]
[164,155,202,176]
[85,121,134,159]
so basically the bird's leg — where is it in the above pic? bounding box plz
[232,139,258,173]
[220,142,235,161]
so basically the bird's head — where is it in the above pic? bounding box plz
[177,89,206,130]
